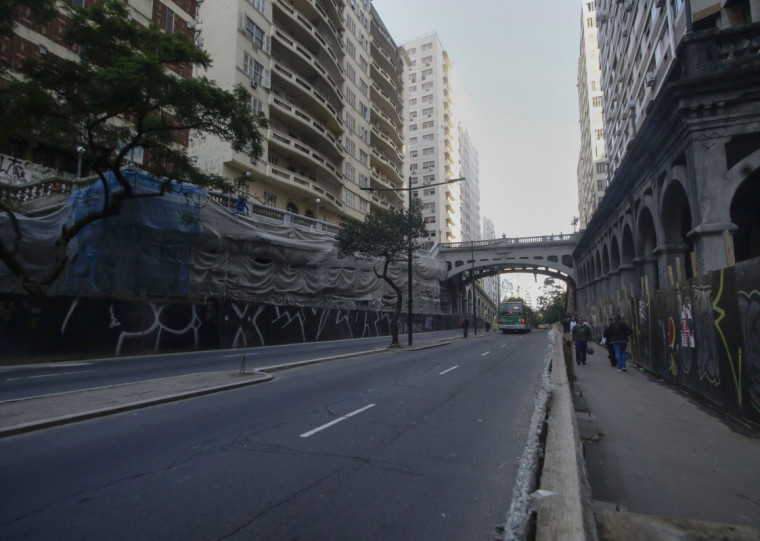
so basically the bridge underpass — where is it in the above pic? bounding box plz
[437,233,579,318]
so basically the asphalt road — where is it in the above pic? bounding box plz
[0,331,462,401]
[0,330,549,541]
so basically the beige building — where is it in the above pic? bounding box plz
[191,0,407,225]
[402,34,475,243]
[576,1,607,229]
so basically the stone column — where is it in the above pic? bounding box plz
[619,263,637,297]
[689,222,737,274]
[655,243,690,288]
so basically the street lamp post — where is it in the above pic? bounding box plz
[76,146,85,178]
[360,176,465,346]
[315,198,320,222]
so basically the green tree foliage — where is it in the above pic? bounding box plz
[535,278,567,324]
[0,0,267,291]
[335,200,427,347]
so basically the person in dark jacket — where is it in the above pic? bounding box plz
[462,317,470,338]
[571,316,593,365]
[607,314,633,371]
[602,317,616,367]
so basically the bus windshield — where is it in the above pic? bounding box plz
[499,303,524,315]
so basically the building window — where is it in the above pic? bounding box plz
[410,124,418,131]
[596,162,607,174]
[346,63,356,83]
[409,137,417,145]
[422,133,434,141]
[243,52,269,87]
[422,55,432,64]
[423,147,434,156]
[423,188,435,196]
[422,160,434,169]
[421,43,432,51]
[166,8,175,32]
[359,174,370,188]
[345,163,356,182]
[595,129,603,140]
[421,82,433,91]
[346,88,356,107]
[422,121,434,129]
[346,113,356,133]
[244,16,270,53]
[345,190,358,209]
[248,0,266,15]
[422,68,433,77]
[410,150,418,158]
[409,85,417,93]
[249,96,263,115]
[592,96,602,107]
[346,40,356,59]
[359,79,368,97]
[345,138,355,156]
[359,150,368,165]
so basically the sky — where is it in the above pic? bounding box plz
[372,0,583,240]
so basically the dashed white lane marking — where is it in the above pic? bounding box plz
[300,404,376,438]
[481,351,491,357]
[6,369,97,381]
[439,365,459,375]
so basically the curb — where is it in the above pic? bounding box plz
[0,339,453,438]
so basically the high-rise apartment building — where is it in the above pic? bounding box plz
[576,1,607,229]
[594,0,758,182]
[191,0,407,225]
[402,34,474,242]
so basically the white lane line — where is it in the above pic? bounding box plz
[28,370,97,379]
[439,365,459,375]
[481,351,491,357]
[500,344,507,348]
[220,353,260,358]
[300,404,376,438]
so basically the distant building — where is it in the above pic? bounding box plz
[576,1,607,229]
[402,33,477,243]
[190,0,407,225]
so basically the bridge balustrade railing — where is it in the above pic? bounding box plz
[440,232,578,250]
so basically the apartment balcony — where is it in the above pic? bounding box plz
[370,145,403,183]
[370,12,397,60]
[370,85,403,127]
[370,123,403,167]
[269,92,343,162]
[371,103,403,142]
[370,38,399,80]
[370,167,404,193]
[273,0,343,82]
[271,57,343,133]
[268,126,343,184]
[370,61,401,106]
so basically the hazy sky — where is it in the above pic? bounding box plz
[372,0,583,239]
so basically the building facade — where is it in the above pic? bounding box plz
[402,33,467,242]
[190,0,407,226]
[576,1,607,229]
[575,0,760,309]
[0,0,196,175]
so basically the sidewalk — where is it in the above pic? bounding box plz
[573,343,760,539]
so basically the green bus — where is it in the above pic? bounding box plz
[498,301,532,333]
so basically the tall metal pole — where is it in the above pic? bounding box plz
[407,182,413,346]
[471,240,477,335]
[359,176,466,347]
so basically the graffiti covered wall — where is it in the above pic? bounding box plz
[583,259,760,425]
[0,295,464,362]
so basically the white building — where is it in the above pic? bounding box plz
[576,1,607,229]
[403,33,471,242]
[190,0,407,225]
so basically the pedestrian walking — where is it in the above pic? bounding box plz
[602,317,616,367]
[571,316,593,365]
[607,314,632,371]
[462,317,470,338]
